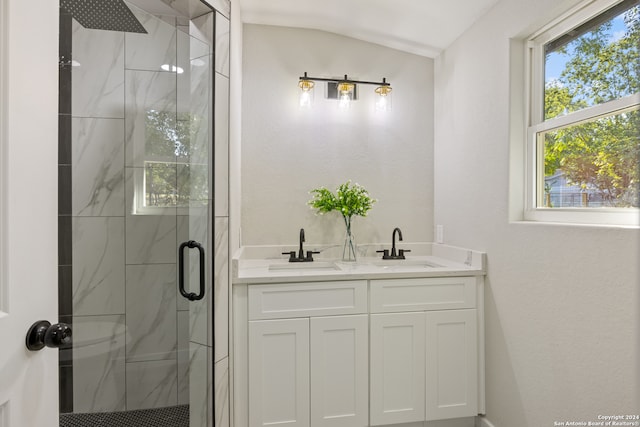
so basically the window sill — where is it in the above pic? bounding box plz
[522,208,640,228]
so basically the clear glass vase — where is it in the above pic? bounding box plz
[342,216,357,262]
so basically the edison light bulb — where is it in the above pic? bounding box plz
[298,79,314,108]
[375,85,392,112]
[337,82,354,109]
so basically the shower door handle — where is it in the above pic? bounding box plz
[178,240,205,301]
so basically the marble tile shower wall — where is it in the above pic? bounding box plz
[66,4,231,422]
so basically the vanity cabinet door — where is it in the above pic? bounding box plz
[425,309,478,421]
[249,318,310,427]
[369,312,426,426]
[310,315,368,427]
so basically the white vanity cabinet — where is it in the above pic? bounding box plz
[246,280,369,427]
[310,315,369,427]
[370,312,426,425]
[369,277,480,424]
[425,308,478,420]
[249,318,310,427]
[233,259,486,427]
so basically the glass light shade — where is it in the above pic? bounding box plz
[338,82,355,109]
[375,85,392,111]
[298,79,315,108]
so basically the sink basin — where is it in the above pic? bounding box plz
[372,259,443,270]
[268,261,341,272]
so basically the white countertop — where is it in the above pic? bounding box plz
[233,243,486,284]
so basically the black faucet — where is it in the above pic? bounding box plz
[282,228,320,262]
[298,228,305,259]
[377,227,411,260]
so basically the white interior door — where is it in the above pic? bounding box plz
[0,0,60,425]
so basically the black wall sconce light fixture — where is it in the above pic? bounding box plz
[298,72,392,111]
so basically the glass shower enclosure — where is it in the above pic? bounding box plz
[57,0,230,426]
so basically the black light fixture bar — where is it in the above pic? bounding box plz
[300,72,390,87]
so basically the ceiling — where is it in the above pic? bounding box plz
[240,0,501,57]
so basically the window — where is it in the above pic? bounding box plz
[526,0,639,226]
[131,109,209,215]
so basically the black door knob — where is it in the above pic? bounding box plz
[26,320,72,351]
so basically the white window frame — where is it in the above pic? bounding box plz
[525,0,640,227]
[132,160,206,217]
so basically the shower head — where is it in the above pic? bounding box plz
[60,0,147,33]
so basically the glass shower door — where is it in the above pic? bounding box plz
[176,23,215,427]
[58,2,216,426]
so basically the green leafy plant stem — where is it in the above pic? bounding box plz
[308,181,375,261]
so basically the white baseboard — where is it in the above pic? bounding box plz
[425,418,474,427]
[476,416,497,427]
[383,418,478,427]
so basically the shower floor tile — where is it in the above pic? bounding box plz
[59,404,188,427]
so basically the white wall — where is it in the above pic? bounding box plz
[241,24,434,248]
[434,0,640,426]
